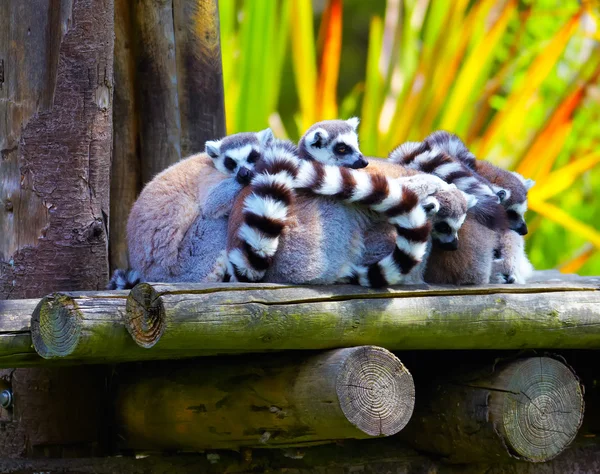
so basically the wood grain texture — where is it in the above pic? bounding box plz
[132,0,182,184]
[402,357,584,463]
[173,0,226,156]
[120,278,600,361]
[115,346,414,450]
[110,0,141,271]
[0,0,113,298]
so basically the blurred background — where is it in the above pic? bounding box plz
[219,0,600,276]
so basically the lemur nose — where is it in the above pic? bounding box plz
[236,167,254,185]
[504,274,516,284]
[515,222,528,235]
[350,156,368,169]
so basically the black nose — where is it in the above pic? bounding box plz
[350,156,368,169]
[435,238,458,251]
[514,222,528,235]
[504,274,516,284]
[236,167,254,185]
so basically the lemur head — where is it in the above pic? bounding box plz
[491,230,527,284]
[299,118,367,169]
[430,187,478,251]
[205,129,275,185]
[474,161,535,235]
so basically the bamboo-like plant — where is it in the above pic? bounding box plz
[219,0,600,275]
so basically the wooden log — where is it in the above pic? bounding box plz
[172,0,226,156]
[110,0,141,271]
[115,346,415,450]
[30,291,147,362]
[132,0,182,184]
[403,356,584,463]
[119,280,600,360]
[0,299,40,367]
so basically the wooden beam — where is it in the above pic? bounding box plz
[403,356,584,463]
[29,291,149,363]
[120,280,600,359]
[114,346,414,450]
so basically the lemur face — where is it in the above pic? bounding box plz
[205,129,274,185]
[492,171,534,235]
[431,188,477,251]
[300,118,367,169]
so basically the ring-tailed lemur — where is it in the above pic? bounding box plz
[109,119,366,289]
[423,130,534,235]
[218,145,474,287]
[389,140,507,232]
[490,230,534,284]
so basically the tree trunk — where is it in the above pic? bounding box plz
[114,346,415,450]
[402,356,584,463]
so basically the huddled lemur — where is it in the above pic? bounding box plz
[218,143,474,287]
[109,118,367,289]
[390,131,534,285]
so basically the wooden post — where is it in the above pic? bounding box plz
[0,0,114,459]
[0,0,113,298]
[403,356,584,463]
[114,346,415,450]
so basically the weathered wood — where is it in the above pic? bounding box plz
[115,346,414,450]
[30,291,151,363]
[0,0,113,298]
[172,0,226,156]
[119,280,600,360]
[0,299,40,366]
[403,356,584,463]
[132,0,182,183]
[110,0,141,271]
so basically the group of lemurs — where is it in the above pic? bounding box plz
[108,118,535,290]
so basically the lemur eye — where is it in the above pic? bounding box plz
[434,222,451,234]
[506,210,519,220]
[224,157,237,171]
[493,248,502,259]
[247,150,260,164]
[335,143,349,154]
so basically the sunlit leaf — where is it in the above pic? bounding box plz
[558,244,595,273]
[361,16,384,155]
[316,0,343,120]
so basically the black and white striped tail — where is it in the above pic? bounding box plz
[224,140,300,282]
[389,140,506,231]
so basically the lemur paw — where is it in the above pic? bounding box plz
[204,251,229,282]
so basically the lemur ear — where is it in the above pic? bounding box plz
[460,190,478,209]
[511,171,535,191]
[256,128,274,148]
[306,128,329,148]
[346,117,360,131]
[524,178,535,190]
[205,139,222,159]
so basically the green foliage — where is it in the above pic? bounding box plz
[219,0,600,275]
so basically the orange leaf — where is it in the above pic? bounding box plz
[316,0,343,120]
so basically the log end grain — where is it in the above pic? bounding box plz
[31,294,82,359]
[125,283,165,348]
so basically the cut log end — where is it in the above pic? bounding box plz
[490,357,584,462]
[125,283,165,348]
[31,294,82,359]
[336,347,415,437]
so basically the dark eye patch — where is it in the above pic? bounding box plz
[334,143,350,155]
[247,149,260,163]
[493,248,502,259]
[224,157,237,171]
[506,210,519,220]
[434,222,451,234]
